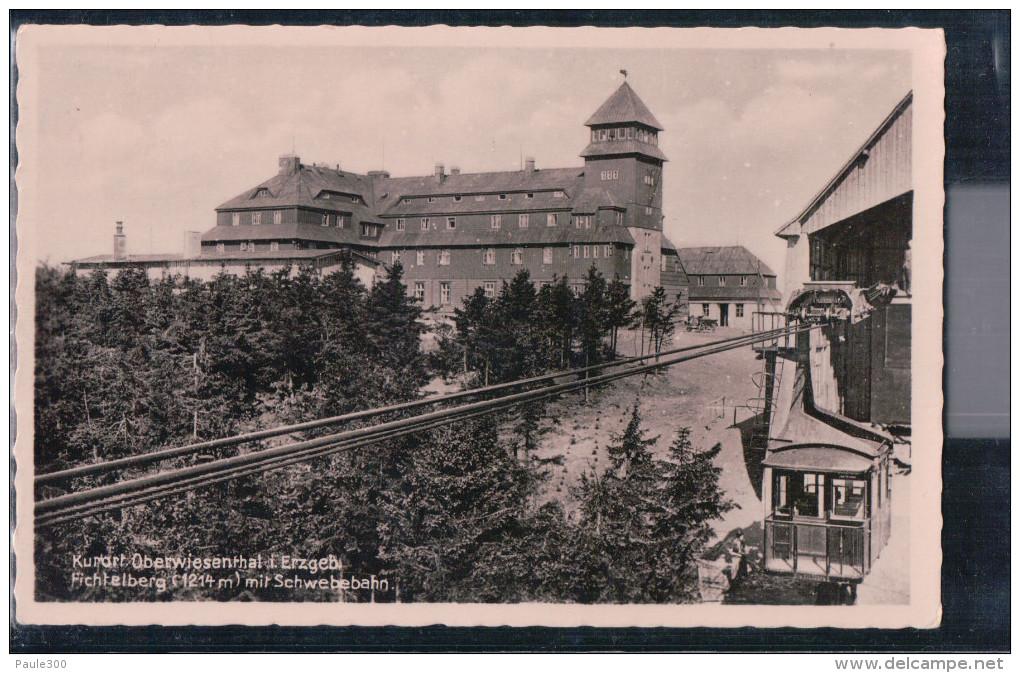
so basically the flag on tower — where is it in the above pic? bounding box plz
[620,69,628,78]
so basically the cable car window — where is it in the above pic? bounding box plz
[828,476,867,520]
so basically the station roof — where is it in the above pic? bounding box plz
[675,245,777,277]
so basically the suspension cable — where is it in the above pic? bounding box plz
[35,323,813,527]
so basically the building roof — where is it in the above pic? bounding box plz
[70,248,379,268]
[374,167,584,205]
[775,91,913,239]
[380,225,635,249]
[570,187,624,214]
[675,245,777,277]
[584,81,664,130]
[579,139,668,162]
[379,190,578,218]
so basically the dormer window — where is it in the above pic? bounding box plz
[740,277,748,287]
[525,193,534,199]
[428,197,437,203]
[403,198,411,204]
[499,194,507,200]
[351,195,360,204]
[216,243,225,252]
[554,191,565,198]
[718,276,726,286]
[454,195,462,202]
[251,187,271,199]
[396,218,405,231]
[475,195,485,202]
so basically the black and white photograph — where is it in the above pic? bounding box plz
[13,24,945,628]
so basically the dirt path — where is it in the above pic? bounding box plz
[532,327,767,535]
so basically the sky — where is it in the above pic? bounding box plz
[17,28,911,288]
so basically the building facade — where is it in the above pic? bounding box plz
[675,245,782,330]
[70,81,688,309]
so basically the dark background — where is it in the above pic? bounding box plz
[10,9,1010,653]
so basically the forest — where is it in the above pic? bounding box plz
[34,257,729,603]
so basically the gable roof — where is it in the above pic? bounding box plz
[584,81,664,130]
[775,91,913,239]
[675,245,777,277]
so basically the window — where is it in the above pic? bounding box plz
[252,211,262,225]
[475,195,485,202]
[644,174,656,186]
[351,195,360,204]
[614,211,625,226]
[454,195,462,202]
[697,277,705,287]
[483,282,496,298]
[600,170,619,181]
[512,248,523,265]
[740,277,748,286]
[483,249,496,265]
[428,197,437,203]
[322,213,330,227]
[499,194,507,200]
[593,246,600,259]
[216,243,225,252]
[643,231,651,252]
[438,249,451,266]
[702,303,710,317]
[416,250,425,266]
[273,210,282,225]
[403,198,411,204]
[645,206,653,216]
[554,190,565,198]
[572,245,580,259]
[490,214,501,229]
[735,304,744,318]
[574,215,591,229]
[447,217,456,230]
[625,248,631,260]
[660,256,666,271]
[392,250,401,264]
[396,218,405,231]
[604,245,613,257]
[525,193,534,199]
[231,213,240,226]
[543,247,553,264]
[598,129,608,141]
[421,217,431,231]
[718,276,726,286]
[546,213,557,227]
[591,129,598,142]
[413,282,426,302]
[440,282,451,305]
[583,245,590,259]
[518,213,529,228]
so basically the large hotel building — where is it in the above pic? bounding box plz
[72,80,777,315]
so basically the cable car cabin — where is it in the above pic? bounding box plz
[762,441,892,582]
[757,283,899,584]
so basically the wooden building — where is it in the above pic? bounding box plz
[759,91,913,587]
[675,245,782,329]
[71,80,687,309]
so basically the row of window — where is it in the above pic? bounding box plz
[694,276,751,287]
[404,191,566,206]
[394,211,626,232]
[701,303,746,317]
[393,245,621,267]
[415,279,633,304]
[590,126,659,146]
[230,211,352,228]
[217,241,282,253]
[600,170,618,181]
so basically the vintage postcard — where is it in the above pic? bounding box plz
[13,24,945,628]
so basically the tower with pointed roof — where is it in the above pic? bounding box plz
[581,80,668,295]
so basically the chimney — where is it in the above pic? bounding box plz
[434,163,445,183]
[183,231,202,259]
[113,221,127,261]
[279,153,300,176]
[525,157,536,173]
[450,166,461,176]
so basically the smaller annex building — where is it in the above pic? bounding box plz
[676,245,782,329]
